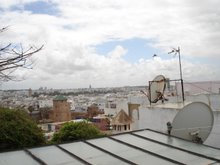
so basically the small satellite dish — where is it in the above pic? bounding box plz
[170,102,214,143]
[148,75,166,103]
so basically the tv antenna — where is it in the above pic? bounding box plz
[168,47,185,102]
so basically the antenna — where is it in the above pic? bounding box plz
[170,102,214,143]
[148,75,167,104]
[168,47,185,102]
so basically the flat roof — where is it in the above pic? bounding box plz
[1,129,220,165]
[147,102,192,109]
[53,95,67,101]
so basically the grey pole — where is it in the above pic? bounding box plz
[168,47,185,102]
[177,47,185,102]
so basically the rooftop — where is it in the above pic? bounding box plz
[147,101,194,109]
[111,109,132,125]
[53,95,67,101]
[1,129,220,165]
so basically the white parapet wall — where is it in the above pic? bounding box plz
[136,96,220,148]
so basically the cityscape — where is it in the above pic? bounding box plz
[1,81,220,137]
[1,0,220,164]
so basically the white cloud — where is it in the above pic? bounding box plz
[107,45,127,59]
[0,0,220,89]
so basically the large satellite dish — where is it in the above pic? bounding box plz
[148,75,166,103]
[170,102,214,143]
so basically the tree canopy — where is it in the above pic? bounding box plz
[52,121,105,143]
[0,108,46,151]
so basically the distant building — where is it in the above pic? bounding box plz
[91,116,110,131]
[38,99,53,109]
[87,104,103,118]
[71,111,87,120]
[111,109,132,133]
[28,88,32,97]
[50,95,71,122]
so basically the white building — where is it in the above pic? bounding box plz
[38,99,53,108]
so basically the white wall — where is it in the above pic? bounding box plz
[136,95,220,148]
[138,106,178,131]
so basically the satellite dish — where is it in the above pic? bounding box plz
[148,75,166,103]
[170,102,214,143]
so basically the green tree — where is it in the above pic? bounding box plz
[52,121,104,143]
[0,108,46,151]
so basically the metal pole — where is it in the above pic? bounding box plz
[149,81,151,106]
[177,47,185,102]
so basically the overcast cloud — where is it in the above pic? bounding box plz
[0,0,220,89]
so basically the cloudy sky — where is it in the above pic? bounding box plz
[0,0,220,90]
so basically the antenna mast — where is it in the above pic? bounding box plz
[169,47,185,102]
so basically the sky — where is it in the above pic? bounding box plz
[0,0,220,90]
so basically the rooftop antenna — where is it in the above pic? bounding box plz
[168,47,185,102]
[169,102,214,143]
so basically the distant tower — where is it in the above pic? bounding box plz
[28,88,32,97]
[89,84,92,89]
[52,95,71,122]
